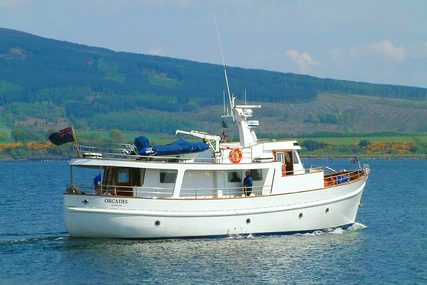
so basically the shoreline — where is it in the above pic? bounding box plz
[299,154,426,160]
[1,154,425,162]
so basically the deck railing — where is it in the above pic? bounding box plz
[66,184,270,199]
[74,144,260,164]
[322,167,369,187]
[74,144,217,163]
[180,185,270,198]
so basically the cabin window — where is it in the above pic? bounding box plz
[160,171,178,183]
[117,169,129,183]
[293,151,300,164]
[250,169,263,181]
[228,171,242,182]
[276,152,284,164]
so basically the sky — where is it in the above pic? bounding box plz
[1,0,426,88]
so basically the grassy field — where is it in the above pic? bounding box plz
[295,135,427,145]
[77,130,176,145]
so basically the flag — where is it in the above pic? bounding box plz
[222,120,228,128]
[222,130,227,141]
[49,127,74,146]
[351,156,360,164]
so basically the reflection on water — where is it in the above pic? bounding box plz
[47,224,365,284]
[0,224,367,284]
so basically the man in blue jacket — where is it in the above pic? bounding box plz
[243,171,253,196]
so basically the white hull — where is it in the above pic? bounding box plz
[63,178,366,239]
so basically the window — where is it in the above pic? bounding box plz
[117,169,129,183]
[228,171,242,182]
[250,169,263,181]
[160,171,178,183]
[276,152,284,164]
[131,168,143,186]
[293,151,300,164]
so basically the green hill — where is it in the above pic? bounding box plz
[0,27,426,139]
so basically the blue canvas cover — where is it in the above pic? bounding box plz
[337,175,349,184]
[136,137,208,156]
[153,139,208,156]
[134,136,150,152]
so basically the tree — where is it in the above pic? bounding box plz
[183,102,200,112]
[358,140,371,147]
[11,128,25,143]
[0,132,8,141]
[109,129,124,143]
[301,140,327,151]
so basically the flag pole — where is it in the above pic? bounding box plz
[70,123,81,158]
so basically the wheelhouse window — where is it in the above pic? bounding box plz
[293,151,300,164]
[276,152,284,164]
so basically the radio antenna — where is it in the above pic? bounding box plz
[223,90,226,113]
[214,14,232,110]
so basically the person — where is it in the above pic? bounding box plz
[243,171,253,196]
[93,173,101,186]
[93,173,101,193]
[230,172,241,182]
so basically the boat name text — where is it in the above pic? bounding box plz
[104,198,128,204]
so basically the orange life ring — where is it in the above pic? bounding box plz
[229,148,243,163]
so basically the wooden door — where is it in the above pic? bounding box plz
[284,151,294,175]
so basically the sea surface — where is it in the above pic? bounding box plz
[0,159,426,284]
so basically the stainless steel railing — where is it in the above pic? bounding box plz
[322,167,369,187]
[74,144,217,163]
[66,184,271,199]
[180,185,271,198]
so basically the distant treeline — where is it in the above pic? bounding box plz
[1,27,426,134]
[258,131,421,140]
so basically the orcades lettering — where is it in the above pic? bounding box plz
[104,199,128,204]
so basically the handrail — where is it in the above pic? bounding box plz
[75,144,263,164]
[180,185,269,198]
[66,184,272,199]
[75,144,217,163]
[323,167,369,187]
[310,165,336,173]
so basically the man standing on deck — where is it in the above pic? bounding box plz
[243,171,253,196]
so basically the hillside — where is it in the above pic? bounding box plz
[0,27,426,140]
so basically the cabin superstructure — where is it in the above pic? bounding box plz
[68,97,367,200]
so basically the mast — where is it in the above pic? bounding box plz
[214,14,232,112]
[214,15,260,147]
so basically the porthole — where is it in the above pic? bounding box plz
[299,213,303,219]
[325,208,329,214]
[246,218,251,224]
[154,220,161,227]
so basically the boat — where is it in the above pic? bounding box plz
[63,93,370,239]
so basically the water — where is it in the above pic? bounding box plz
[0,159,426,284]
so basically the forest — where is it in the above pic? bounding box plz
[0,28,426,159]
